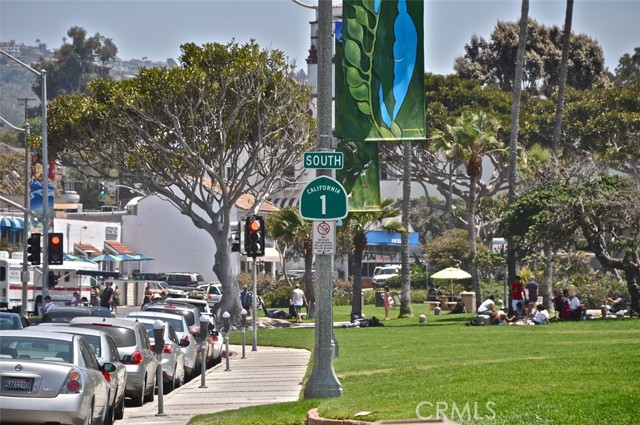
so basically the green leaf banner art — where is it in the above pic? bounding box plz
[336,0,425,211]
[335,0,425,143]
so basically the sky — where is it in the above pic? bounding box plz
[1,0,638,75]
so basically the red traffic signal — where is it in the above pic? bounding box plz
[48,233,64,265]
[244,216,265,257]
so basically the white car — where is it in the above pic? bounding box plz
[372,266,401,287]
[194,283,223,307]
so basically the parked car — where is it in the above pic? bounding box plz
[126,311,199,380]
[140,302,218,367]
[26,325,129,422]
[126,317,186,393]
[68,317,157,407]
[146,280,186,298]
[0,329,116,425]
[39,306,112,324]
[132,272,166,281]
[163,272,205,289]
[0,311,31,330]
[372,265,401,287]
[192,283,223,307]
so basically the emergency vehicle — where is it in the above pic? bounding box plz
[0,251,103,314]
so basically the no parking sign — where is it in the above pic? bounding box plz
[313,220,335,254]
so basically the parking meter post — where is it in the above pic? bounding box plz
[240,308,247,359]
[153,320,165,416]
[222,311,231,371]
[199,314,208,388]
[251,256,258,351]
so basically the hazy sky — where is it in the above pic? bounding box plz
[1,0,638,75]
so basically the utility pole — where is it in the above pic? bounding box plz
[17,97,37,120]
[302,0,343,399]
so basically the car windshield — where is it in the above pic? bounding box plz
[144,307,196,327]
[131,315,186,333]
[1,336,72,362]
[73,324,137,347]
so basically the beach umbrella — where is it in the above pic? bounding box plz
[64,254,97,263]
[430,267,472,295]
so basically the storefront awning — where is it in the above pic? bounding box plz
[268,197,300,209]
[366,230,420,246]
[0,216,24,231]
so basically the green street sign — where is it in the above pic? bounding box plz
[300,176,348,220]
[303,151,344,169]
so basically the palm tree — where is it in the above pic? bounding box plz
[431,111,504,306]
[266,208,314,311]
[507,0,530,297]
[340,198,401,316]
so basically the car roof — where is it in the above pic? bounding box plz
[0,312,21,318]
[1,329,75,341]
[127,311,188,322]
[28,325,107,337]
[69,316,144,328]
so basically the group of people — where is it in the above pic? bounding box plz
[87,281,120,312]
[475,295,550,326]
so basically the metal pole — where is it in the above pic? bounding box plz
[303,0,342,399]
[41,70,49,300]
[21,125,31,316]
[222,311,231,371]
[199,315,208,388]
[251,257,258,351]
[156,353,164,415]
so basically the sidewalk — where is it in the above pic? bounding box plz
[121,344,311,425]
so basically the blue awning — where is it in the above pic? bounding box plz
[0,217,24,231]
[366,230,420,246]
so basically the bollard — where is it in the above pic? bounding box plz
[152,320,165,416]
[240,308,247,359]
[222,311,231,371]
[199,314,209,388]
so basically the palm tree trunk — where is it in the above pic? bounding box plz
[542,246,553,309]
[399,140,413,317]
[351,240,364,316]
[468,175,482,306]
[507,0,529,288]
[552,0,573,159]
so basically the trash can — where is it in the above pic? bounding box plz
[461,291,476,313]
[375,291,385,307]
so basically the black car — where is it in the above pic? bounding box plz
[39,306,112,324]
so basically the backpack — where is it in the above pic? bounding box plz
[369,316,382,327]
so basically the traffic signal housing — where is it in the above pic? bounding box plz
[48,271,58,288]
[48,233,64,265]
[99,182,106,198]
[231,221,242,253]
[244,215,265,257]
[27,233,42,265]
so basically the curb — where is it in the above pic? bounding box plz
[307,408,372,425]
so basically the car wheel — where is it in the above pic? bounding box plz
[144,374,155,403]
[114,393,125,420]
[131,380,145,407]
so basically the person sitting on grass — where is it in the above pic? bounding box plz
[477,295,498,323]
[568,292,586,320]
[531,305,550,325]
[601,291,625,317]
[507,301,528,325]
[450,299,467,314]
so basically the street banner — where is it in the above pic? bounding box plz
[335,0,425,143]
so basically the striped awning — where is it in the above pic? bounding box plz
[268,198,300,209]
[0,217,24,231]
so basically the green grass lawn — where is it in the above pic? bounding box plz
[191,304,640,425]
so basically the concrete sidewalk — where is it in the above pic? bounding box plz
[120,344,311,425]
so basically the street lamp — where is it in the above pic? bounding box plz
[222,311,231,371]
[0,116,30,316]
[0,49,50,299]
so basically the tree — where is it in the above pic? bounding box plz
[454,18,608,96]
[266,207,314,313]
[499,167,640,314]
[339,198,400,316]
[431,111,505,305]
[47,41,315,317]
[614,47,640,87]
[32,26,118,101]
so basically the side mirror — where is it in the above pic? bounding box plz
[179,338,190,348]
[101,362,117,373]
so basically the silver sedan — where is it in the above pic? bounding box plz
[0,329,115,425]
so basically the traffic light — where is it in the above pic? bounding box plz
[99,182,106,198]
[27,233,42,265]
[48,271,58,288]
[231,222,242,253]
[244,215,265,257]
[48,233,64,265]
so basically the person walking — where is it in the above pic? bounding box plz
[112,285,121,313]
[383,286,392,320]
[290,283,307,323]
[526,276,539,307]
[101,281,114,310]
[43,295,56,315]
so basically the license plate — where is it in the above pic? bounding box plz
[3,377,33,392]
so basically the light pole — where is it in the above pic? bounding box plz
[0,116,31,316]
[0,50,50,301]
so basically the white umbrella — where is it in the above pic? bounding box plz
[430,267,472,295]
